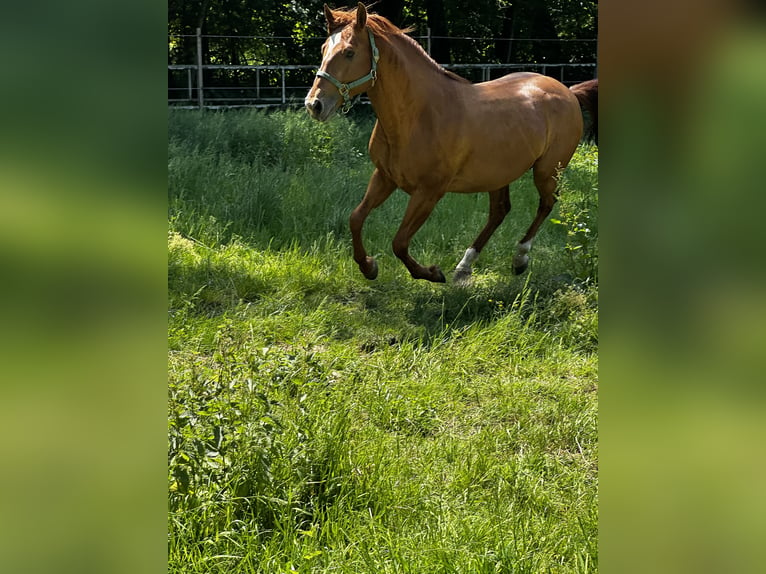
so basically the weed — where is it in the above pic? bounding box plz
[550,144,599,284]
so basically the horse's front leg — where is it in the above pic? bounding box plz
[349,169,396,279]
[392,189,446,282]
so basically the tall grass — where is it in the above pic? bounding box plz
[169,107,598,573]
[169,108,374,248]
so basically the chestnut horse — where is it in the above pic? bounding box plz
[305,4,583,283]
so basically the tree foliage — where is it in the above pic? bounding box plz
[168,0,597,67]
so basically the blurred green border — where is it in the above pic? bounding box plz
[600,1,766,572]
[0,2,168,573]
[3,1,765,572]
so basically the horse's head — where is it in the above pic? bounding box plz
[305,3,378,121]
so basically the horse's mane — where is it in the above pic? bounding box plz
[328,7,470,84]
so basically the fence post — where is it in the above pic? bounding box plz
[281,67,286,104]
[196,27,204,109]
[187,68,192,101]
[426,27,431,56]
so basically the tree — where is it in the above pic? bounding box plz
[168,0,597,67]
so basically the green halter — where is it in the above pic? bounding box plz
[315,28,379,114]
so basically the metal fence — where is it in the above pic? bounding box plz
[168,31,597,109]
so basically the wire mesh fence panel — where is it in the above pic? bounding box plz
[168,33,596,108]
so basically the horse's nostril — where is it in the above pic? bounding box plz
[306,99,323,118]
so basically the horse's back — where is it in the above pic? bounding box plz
[479,72,581,120]
[444,72,581,191]
[486,72,582,158]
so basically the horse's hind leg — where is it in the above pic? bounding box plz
[453,186,511,284]
[350,169,396,279]
[513,163,561,275]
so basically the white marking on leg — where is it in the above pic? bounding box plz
[512,240,532,268]
[455,247,478,273]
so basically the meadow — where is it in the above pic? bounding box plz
[168,107,598,573]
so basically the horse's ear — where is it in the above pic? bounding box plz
[355,3,367,31]
[323,4,336,34]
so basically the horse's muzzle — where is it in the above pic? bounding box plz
[305,97,323,120]
[304,92,337,122]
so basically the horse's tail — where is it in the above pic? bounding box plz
[570,78,598,144]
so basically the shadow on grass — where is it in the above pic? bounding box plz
[340,264,583,351]
[169,229,594,355]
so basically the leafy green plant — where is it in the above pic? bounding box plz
[550,145,599,283]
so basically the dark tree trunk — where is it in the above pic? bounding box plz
[528,3,561,63]
[375,0,405,27]
[495,4,516,63]
[424,0,450,64]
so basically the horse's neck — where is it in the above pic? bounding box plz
[368,35,456,142]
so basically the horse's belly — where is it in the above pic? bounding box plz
[448,153,536,193]
[445,112,545,192]
[371,116,542,193]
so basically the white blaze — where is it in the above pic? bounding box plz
[320,31,343,68]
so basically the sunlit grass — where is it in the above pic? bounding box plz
[168,108,598,573]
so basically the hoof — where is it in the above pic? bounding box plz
[512,252,529,275]
[453,268,472,286]
[361,257,378,280]
[512,261,529,275]
[430,265,446,283]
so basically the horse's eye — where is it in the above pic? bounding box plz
[344,49,354,59]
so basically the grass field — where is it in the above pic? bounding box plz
[168,107,598,573]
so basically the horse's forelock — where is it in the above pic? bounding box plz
[327,7,413,37]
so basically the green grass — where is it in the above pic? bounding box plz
[168,108,598,573]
